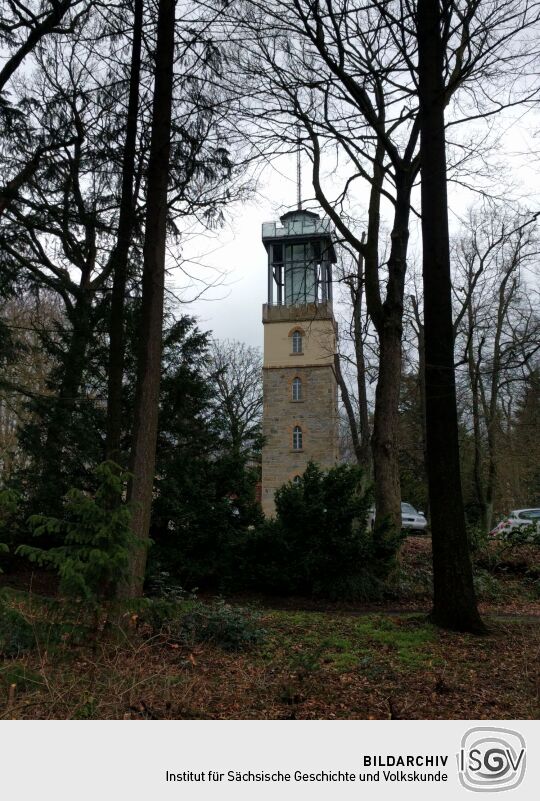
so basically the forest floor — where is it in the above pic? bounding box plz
[0,537,538,720]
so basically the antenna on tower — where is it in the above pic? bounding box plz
[296,123,302,210]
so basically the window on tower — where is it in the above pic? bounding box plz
[292,425,303,450]
[292,377,302,401]
[292,330,303,353]
[284,243,317,304]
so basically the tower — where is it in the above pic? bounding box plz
[260,209,339,516]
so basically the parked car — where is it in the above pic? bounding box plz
[400,502,428,532]
[367,502,428,532]
[489,508,540,538]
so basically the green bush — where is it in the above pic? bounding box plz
[146,570,190,602]
[17,462,135,604]
[150,453,263,591]
[0,602,36,657]
[236,462,400,600]
[139,597,265,651]
[137,598,184,636]
[467,523,490,555]
[473,569,505,602]
[177,600,266,652]
[0,489,18,570]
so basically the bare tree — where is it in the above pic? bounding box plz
[0,292,62,479]
[221,0,540,553]
[206,339,263,460]
[454,206,540,532]
[333,245,373,474]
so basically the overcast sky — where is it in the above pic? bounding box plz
[172,108,540,351]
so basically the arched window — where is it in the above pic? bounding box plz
[293,475,302,486]
[292,330,303,354]
[292,425,303,450]
[292,377,302,401]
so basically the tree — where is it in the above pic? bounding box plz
[206,340,263,461]
[230,0,419,539]
[224,0,540,549]
[150,324,263,589]
[0,0,92,215]
[397,372,428,513]
[105,0,143,464]
[333,246,372,474]
[0,0,89,93]
[0,29,128,509]
[124,0,176,598]
[508,368,540,505]
[0,0,243,520]
[417,0,484,632]
[0,292,61,482]
[453,206,540,529]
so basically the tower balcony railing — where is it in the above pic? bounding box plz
[264,296,333,307]
[262,217,333,239]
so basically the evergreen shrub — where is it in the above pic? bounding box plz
[237,462,400,600]
[0,598,36,657]
[177,600,265,651]
[16,462,135,604]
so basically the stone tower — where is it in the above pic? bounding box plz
[260,209,339,517]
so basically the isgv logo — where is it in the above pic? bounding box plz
[458,727,526,792]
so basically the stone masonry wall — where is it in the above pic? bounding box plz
[261,363,339,517]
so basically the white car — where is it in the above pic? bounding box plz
[400,502,428,532]
[367,502,428,532]
[489,508,540,537]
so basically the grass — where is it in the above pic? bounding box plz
[265,613,437,675]
[355,616,436,668]
[0,537,538,720]
[0,594,537,719]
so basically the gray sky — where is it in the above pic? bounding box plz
[173,109,540,349]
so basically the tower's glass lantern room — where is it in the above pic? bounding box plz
[262,210,337,306]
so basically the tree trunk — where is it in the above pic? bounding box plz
[466,305,488,531]
[105,0,144,464]
[41,292,91,471]
[483,271,513,533]
[371,186,410,542]
[417,0,484,632]
[469,344,487,529]
[353,249,372,472]
[371,327,402,540]
[411,294,429,518]
[333,353,363,465]
[125,0,176,598]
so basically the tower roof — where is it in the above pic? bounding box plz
[261,209,336,262]
[279,209,319,222]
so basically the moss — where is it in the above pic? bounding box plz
[355,615,436,668]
